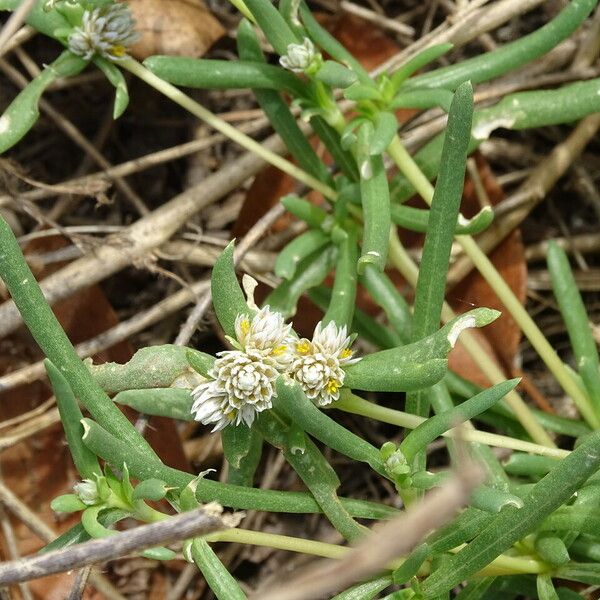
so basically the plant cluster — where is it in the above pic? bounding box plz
[1,0,600,598]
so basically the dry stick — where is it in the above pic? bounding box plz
[257,459,486,600]
[0,0,36,54]
[0,133,286,339]
[340,1,415,36]
[0,25,35,59]
[66,566,92,600]
[0,506,229,586]
[174,202,286,346]
[0,58,148,216]
[447,113,600,288]
[0,481,126,600]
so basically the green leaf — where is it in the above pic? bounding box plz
[243,0,299,55]
[322,228,358,327]
[404,0,597,91]
[0,51,86,154]
[144,55,305,97]
[93,56,129,118]
[537,574,559,600]
[45,359,101,479]
[391,204,493,235]
[393,543,430,584]
[399,379,519,462]
[389,88,454,112]
[50,494,86,513]
[275,229,330,280]
[344,308,499,392]
[421,430,600,598]
[0,0,70,39]
[257,411,367,541]
[187,348,215,379]
[274,379,387,477]
[221,425,263,487]
[212,241,251,337]
[548,241,600,418]
[343,83,382,101]
[281,194,329,229]
[141,546,177,561]
[266,244,337,317]
[469,485,524,513]
[81,505,118,539]
[357,125,391,274]
[132,479,170,502]
[191,538,247,600]
[555,563,600,586]
[331,576,392,600]
[535,535,570,567]
[369,111,398,156]
[237,21,332,184]
[315,60,358,88]
[114,388,194,421]
[389,43,453,89]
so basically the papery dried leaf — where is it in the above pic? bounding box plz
[128,0,225,60]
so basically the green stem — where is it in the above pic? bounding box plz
[336,392,568,459]
[121,58,336,202]
[205,528,546,577]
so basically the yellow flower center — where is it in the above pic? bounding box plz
[239,319,251,335]
[227,410,237,422]
[326,379,341,394]
[272,345,287,356]
[340,348,353,359]
[109,45,126,57]
[296,340,312,355]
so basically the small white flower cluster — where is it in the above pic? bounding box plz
[279,37,318,73]
[191,287,359,430]
[290,321,359,407]
[68,3,138,61]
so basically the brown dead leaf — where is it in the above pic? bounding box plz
[128,0,225,60]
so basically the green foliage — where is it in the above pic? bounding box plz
[2,0,600,597]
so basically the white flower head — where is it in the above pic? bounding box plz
[68,3,139,61]
[73,478,99,506]
[290,321,360,407]
[191,349,279,431]
[234,307,294,369]
[280,37,317,73]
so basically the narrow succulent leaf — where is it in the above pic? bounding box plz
[93,56,129,118]
[257,411,367,541]
[391,204,493,235]
[222,425,263,487]
[298,1,371,85]
[142,546,177,561]
[0,0,69,38]
[357,128,391,273]
[535,535,570,567]
[266,244,337,317]
[132,479,170,502]
[45,359,102,479]
[50,494,87,513]
[323,229,359,327]
[421,430,600,597]
[275,230,330,280]
[0,51,86,154]
[90,344,194,393]
[114,388,194,421]
[315,60,358,88]
[400,379,519,462]
[389,88,454,112]
[281,194,329,229]
[274,379,387,477]
[344,308,500,392]
[548,241,600,417]
[404,0,597,91]
[187,348,215,379]
[389,43,454,90]
[537,574,560,600]
[369,111,398,156]
[311,115,360,181]
[191,538,248,600]
[212,241,252,337]
[81,505,117,539]
[469,484,524,513]
[331,576,392,600]
[343,83,382,102]
[392,543,430,584]
[144,56,304,96]
[237,20,333,184]
[243,0,299,55]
